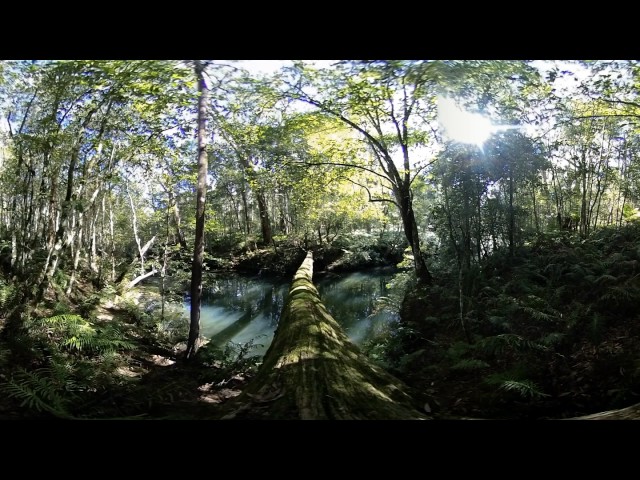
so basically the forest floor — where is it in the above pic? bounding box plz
[92,271,640,421]
[2,228,640,419]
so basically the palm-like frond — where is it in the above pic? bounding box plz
[498,379,549,399]
[594,274,618,286]
[1,368,75,418]
[38,315,135,354]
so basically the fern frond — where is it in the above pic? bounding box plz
[92,336,136,353]
[0,279,15,309]
[1,368,74,418]
[499,379,549,399]
[40,314,87,327]
[520,306,558,322]
[599,285,638,305]
[39,314,135,354]
[594,274,618,286]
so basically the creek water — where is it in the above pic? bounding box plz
[183,267,399,357]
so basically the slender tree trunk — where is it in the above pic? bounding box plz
[253,191,272,245]
[66,220,83,295]
[126,185,145,275]
[619,192,627,227]
[161,203,171,322]
[531,183,540,234]
[90,209,99,274]
[239,182,252,249]
[169,189,187,249]
[108,193,116,282]
[580,150,588,238]
[508,164,515,258]
[459,265,471,343]
[240,183,251,235]
[475,178,482,262]
[186,60,210,360]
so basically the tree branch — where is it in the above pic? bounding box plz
[127,268,158,289]
[294,160,390,182]
[346,178,399,207]
[598,97,640,110]
[289,89,391,161]
[410,158,437,186]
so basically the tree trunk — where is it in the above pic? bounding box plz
[531,182,540,234]
[127,185,145,275]
[580,150,588,238]
[220,251,428,420]
[256,191,272,245]
[508,169,515,258]
[397,185,431,285]
[169,189,187,250]
[108,193,116,282]
[185,60,210,360]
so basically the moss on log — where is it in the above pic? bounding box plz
[220,251,428,420]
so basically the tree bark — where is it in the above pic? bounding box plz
[255,190,272,245]
[185,60,210,360]
[220,251,428,420]
[396,184,432,284]
[508,167,515,258]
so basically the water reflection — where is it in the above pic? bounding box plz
[316,268,398,345]
[184,267,398,357]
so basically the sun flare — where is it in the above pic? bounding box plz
[437,96,495,147]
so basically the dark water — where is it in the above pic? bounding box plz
[184,267,399,357]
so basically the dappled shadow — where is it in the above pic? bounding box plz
[66,349,239,419]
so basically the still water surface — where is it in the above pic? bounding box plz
[184,267,399,357]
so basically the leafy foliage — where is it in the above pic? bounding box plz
[2,367,76,418]
[494,379,550,400]
[36,314,135,355]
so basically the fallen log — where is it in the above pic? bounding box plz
[564,402,640,420]
[220,251,428,420]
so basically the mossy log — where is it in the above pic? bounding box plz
[565,402,640,420]
[220,251,428,420]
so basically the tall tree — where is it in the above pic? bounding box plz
[185,60,210,360]
[281,60,439,284]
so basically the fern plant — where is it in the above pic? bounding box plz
[497,379,550,399]
[0,278,15,309]
[37,314,135,355]
[2,367,76,418]
[3,313,140,418]
[485,371,550,400]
